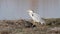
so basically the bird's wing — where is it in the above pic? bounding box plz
[32,13,45,21]
[32,13,41,18]
[31,13,41,20]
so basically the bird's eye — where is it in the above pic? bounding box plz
[32,14,33,16]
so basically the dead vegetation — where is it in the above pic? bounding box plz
[0,18,60,34]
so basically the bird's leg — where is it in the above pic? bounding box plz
[33,20,36,25]
[33,21,39,26]
[33,21,35,25]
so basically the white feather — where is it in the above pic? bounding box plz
[27,10,45,24]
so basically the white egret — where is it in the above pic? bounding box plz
[27,10,45,24]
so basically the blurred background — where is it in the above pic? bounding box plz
[0,0,60,20]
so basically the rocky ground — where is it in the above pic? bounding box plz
[0,18,60,34]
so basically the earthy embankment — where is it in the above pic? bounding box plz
[0,18,60,34]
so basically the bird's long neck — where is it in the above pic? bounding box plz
[29,12,33,17]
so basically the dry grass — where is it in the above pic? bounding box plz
[0,18,60,34]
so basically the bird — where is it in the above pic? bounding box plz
[27,10,45,25]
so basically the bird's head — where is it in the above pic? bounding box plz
[27,10,33,13]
